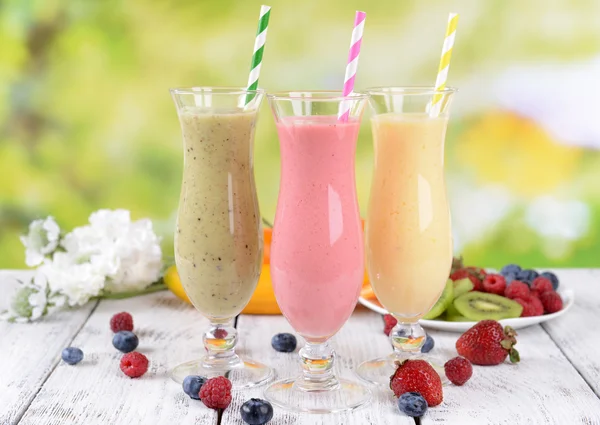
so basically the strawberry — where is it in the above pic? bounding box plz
[540,291,563,314]
[450,267,486,292]
[482,274,506,295]
[389,359,443,406]
[456,320,519,366]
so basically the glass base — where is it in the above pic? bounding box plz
[170,354,272,389]
[356,352,449,386]
[264,376,372,414]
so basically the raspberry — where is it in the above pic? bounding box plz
[540,271,559,290]
[514,296,543,317]
[110,312,134,333]
[383,314,398,336]
[213,329,228,339]
[482,274,506,295]
[120,352,149,378]
[444,356,473,386]
[531,277,554,295]
[200,376,232,410]
[540,291,563,314]
[504,281,529,300]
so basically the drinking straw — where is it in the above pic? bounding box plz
[245,5,271,105]
[430,12,459,116]
[338,11,366,121]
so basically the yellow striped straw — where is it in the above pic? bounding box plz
[431,12,459,116]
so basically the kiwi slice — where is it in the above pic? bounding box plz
[444,301,471,321]
[454,291,523,321]
[422,280,453,320]
[453,278,474,299]
[447,301,461,317]
[446,313,472,322]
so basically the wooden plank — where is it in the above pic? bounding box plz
[543,269,600,398]
[0,271,97,425]
[223,310,413,425]
[18,292,218,425]
[420,325,600,424]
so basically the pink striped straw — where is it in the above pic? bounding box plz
[338,11,366,122]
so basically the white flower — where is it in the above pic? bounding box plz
[20,217,61,267]
[28,271,49,320]
[61,209,162,294]
[102,218,163,293]
[5,208,163,323]
[40,252,106,307]
[1,270,50,322]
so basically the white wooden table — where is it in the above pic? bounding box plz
[1,269,600,425]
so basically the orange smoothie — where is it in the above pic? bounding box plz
[365,113,453,320]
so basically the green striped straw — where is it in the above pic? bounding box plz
[245,5,271,105]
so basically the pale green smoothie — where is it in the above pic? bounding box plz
[175,108,263,320]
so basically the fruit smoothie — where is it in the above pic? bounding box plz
[175,108,263,320]
[366,113,453,320]
[270,117,364,341]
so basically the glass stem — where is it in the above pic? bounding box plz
[203,318,238,364]
[390,321,426,355]
[296,341,340,391]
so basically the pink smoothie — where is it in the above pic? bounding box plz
[271,117,364,341]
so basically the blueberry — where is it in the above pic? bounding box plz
[504,272,518,285]
[182,375,207,400]
[271,333,297,353]
[61,347,84,365]
[240,398,274,425]
[540,271,559,290]
[398,392,428,417]
[515,269,539,285]
[500,264,521,276]
[421,335,435,353]
[112,331,139,353]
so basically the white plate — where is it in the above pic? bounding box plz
[358,287,575,333]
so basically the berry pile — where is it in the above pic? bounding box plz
[433,258,565,321]
[390,319,523,419]
[498,265,563,317]
[60,311,149,378]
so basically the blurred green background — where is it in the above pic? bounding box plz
[1,0,599,268]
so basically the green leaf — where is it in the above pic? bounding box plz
[509,348,520,364]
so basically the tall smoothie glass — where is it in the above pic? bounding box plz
[357,87,456,385]
[170,87,272,388]
[265,92,371,413]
